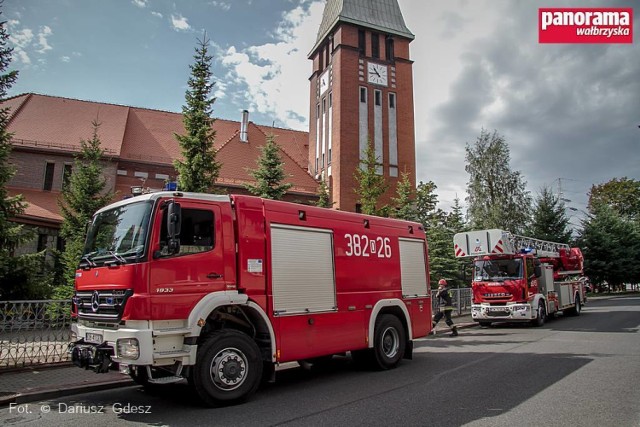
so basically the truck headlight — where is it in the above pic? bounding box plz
[117,338,140,360]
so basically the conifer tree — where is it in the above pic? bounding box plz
[57,121,113,295]
[354,140,388,216]
[391,171,415,220]
[525,185,572,243]
[174,33,221,193]
[244,134,292,200]
[315,177,331,208]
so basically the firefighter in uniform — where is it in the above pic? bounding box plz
[432,279,458,337]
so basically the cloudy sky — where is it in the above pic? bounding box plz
[5,0,639,224]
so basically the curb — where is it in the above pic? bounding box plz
[431,321,478,336]
[0,378,134,407]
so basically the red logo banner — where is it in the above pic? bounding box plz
[539,8,633,43]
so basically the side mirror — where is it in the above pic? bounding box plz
[534,265,542,278]
[166,201,181,255]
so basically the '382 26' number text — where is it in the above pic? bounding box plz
[344,234,392,258]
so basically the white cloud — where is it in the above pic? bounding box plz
[151,11,163,18]
[170,14,191,32]
[210,1,231,11]
[36,26,53,53]
[132,0,148,7]
[218,1,323,130]
[60,56,70,62]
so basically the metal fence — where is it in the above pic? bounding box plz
[0,291,472,370]
[0,300,73,370]
[431,287,472,316]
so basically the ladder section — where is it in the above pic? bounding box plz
[454,229,569,258]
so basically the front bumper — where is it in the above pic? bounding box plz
[471,303,534,322]
[70,322,155,367]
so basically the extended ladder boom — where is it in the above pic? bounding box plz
[453,229,569,258]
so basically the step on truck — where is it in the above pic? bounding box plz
[69,192,432,406]
[453,229,586,327]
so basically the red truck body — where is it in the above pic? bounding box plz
[70,192,432,405]
[454,229,586,326]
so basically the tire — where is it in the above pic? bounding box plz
[478,321,492,327]
[532,301,546,327]
[193,330,263,407]
[568,295,581,316]
[371,314,406,370]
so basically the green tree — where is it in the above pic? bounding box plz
[174,33,221,193]
[465,129,531,233]
[244,134,292,200]
[57,121,113,297]
[525,185,572,243]
[315,177,332,208]
[391,172,415,220]
[354,140,388,216]
[588,177,640,221]
[577,205,640,291]
[414,180,444,228]
[0,12,51,299]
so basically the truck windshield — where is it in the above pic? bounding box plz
[474,258,523,282]
[82,201,152,266]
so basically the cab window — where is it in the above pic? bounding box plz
[160,208,214,255]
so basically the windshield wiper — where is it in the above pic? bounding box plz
[79,252,97,269]
[104,250,127,265]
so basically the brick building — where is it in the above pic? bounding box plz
[3,93,318,255]
[308,0,416,212]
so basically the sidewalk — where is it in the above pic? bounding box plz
[0,313,477,407]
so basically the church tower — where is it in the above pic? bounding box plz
[308,0,416,212]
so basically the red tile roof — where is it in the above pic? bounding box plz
[7,188,63,225]
[3,93,317,200]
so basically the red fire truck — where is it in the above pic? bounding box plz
[69,192,432,406]
[453,229,585,327]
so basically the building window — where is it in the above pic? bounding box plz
[358,29,366,55]
[328,148,332,164]
[329,92,332,107]
[322,97,326,113]
[325,43,330,67]
[319,46,324,71]
[360,87,367,103]
[43,162,55,191]
[37,233,48,252]
[134,171,148,179]
[155,173,169,181]
[386,36,394,61]
[355,204,362,213]
[371,32,380,58]
[62,164,72,188]
[117,169,127,176]
[389,93,396,109]
[374,90,382,106]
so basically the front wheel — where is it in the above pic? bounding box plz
[193,330,263,407]
[532,301,546,327]
[567,295,581,316]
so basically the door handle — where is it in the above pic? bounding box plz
[207,273,223,279]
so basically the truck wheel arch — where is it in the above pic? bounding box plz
[187,292,276,362]
[367,299,412,348]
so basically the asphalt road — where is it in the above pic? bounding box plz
[1,296,639,427]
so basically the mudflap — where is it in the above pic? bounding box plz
[69,339,114,373]
[403,340,413,360]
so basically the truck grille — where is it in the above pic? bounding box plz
[73,289,133,323]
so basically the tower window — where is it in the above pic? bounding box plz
[374,90,382,106]
[43,162,55,191]
[371,32,380,58]
[329,92,332,107]
[319,46,324,71]
[316,104,320,118]
[358,30,365,55]
[386,36,394,61]
[389,93,396,109]
[360,87,367,103]
[325,43,330,66]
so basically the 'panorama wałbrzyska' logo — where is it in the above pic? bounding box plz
[539,8,633,43]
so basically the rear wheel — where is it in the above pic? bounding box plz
[193,330,263,407]
[567,295,581,316]
[351,314,406,370]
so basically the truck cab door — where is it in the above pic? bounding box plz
[149,199,233,320]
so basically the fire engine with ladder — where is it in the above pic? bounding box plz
[453,229,586,326]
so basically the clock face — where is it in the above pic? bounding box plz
[320,70,330,95]
[367,62,388,86]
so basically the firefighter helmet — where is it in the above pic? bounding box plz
[438,279,448,286]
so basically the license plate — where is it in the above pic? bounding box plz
[86,332,103,344]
